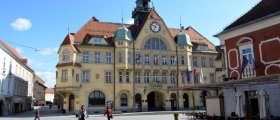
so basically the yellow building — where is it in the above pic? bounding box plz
[56,0,218,113]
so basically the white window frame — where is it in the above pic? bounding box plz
[83,51,89,63]
[201,57,206,67]
[153,72,159,83]
[145,54,150,64]
[162,72,167,83]
[105,72,112,83]
[126,72,130,83]
[170,72,176,84]
[162,55,167,65]
[93,37,102,43]
[239,43,254,66]
[144,72,149,83]
[106,53,112,64]
[135,72,141,83]
[62,70,68,82]
[95,52,101,63]
[210,73,215,83]
[82,71,90,83]
[209,58,214,67]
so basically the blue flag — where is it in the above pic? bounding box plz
[186,68,191,83]
[241,56,249,73]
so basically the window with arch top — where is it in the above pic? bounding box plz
[88,90,105,107]
[144,38,167,50]
[62,49,70,62]
[120,93,128,106]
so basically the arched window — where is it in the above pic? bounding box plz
[120,93,128,106]
[144,38,167,50]
[62,49,70,62]
[162,72,167,83]
[88,91,105,107]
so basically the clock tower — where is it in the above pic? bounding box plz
[132,0,151,26]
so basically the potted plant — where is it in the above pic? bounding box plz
[174,113,179,120]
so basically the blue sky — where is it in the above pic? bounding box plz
[0,0,260,87]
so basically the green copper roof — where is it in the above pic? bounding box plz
[114,25,133,41]
[177,31,192,46]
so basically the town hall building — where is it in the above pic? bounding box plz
[56,0,218,113]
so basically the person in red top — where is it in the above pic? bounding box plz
[104,107,113,120]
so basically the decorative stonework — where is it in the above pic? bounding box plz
[230,70,240,80]
[265,64,280,75]
[228,49,239,70]
[259,37,280,64]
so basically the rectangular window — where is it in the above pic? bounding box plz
[144,72,149,83]
[145,54,150,64]
[153,72,159,83]
[135,72,141,83]
[128,52,131,64]
[171,56,176,65]
[82,71,90,83]
[83,52,89,63]
[153,54,159,65]
[119,72,123,83]
[210,73,215,83]
[62,70,68,82]
[135,54,141,64]
[209,58,214,67]
[241,48,254,64]
[119,53,122,63]
[181,55,185,65]
[95,52,101,63]
[94,37,102,43]
[201,57,206,67]
[170,72,176,84]
[126,72,130,83]
[162,55,167,65]
[106,53,112,64]
[76,74,79,82]
[162,73,167,83]
[105,72,112,83]
[193,57,198,67]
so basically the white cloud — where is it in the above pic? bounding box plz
[38,47,58,56]
[15,48,23,54]
[36,71,56,86]
[10,18,32,31]
[126,19,134,24]
[27,58,45,67]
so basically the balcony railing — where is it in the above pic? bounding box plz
[242,65,256,79]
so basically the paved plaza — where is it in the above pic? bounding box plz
[0,106,198,120]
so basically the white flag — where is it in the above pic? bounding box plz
[199,67,203,83]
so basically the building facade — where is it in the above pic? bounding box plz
[0,40,34,116]
[215,0,280,118]
[45,88,54,103]
[56,0,218,113]
[33,75,46,106]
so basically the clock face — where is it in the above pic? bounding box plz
[150,22,161,33]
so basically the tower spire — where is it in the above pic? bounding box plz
[122,7,124,25]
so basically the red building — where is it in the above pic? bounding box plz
[215,0,280,119]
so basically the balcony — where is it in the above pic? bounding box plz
[241,66,256,79]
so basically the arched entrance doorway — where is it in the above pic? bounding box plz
[135,94,142,111]
[183,93,189,109]
[147,91,165,111]
[200,91,209,109]
[69,94,75,111]
[170,93,177,110]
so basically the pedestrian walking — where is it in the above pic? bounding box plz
[49,104,52,109]
[34,109,40,120]
[79,105,88,120]
[104,107,113,120]
[58,104,61,111]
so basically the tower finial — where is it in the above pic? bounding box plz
[152,2,155,9]
[68,26,70,35]
[122,7,124,25]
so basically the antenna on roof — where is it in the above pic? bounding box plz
[180,14,182,31]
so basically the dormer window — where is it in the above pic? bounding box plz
[93,37,102,43]
[198,45,208,51]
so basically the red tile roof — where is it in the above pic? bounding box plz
[0,40,21,59]
[35,75,45,85]
[61,9,216,52]
[45,88,55,94]
[224,0,280,31]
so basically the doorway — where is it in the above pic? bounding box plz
[170,93,177,110]
[245,91,259,118]
[183,93,189,109]
[135,94,142,111]
[69,94,75,111]
[147,91,164,111]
